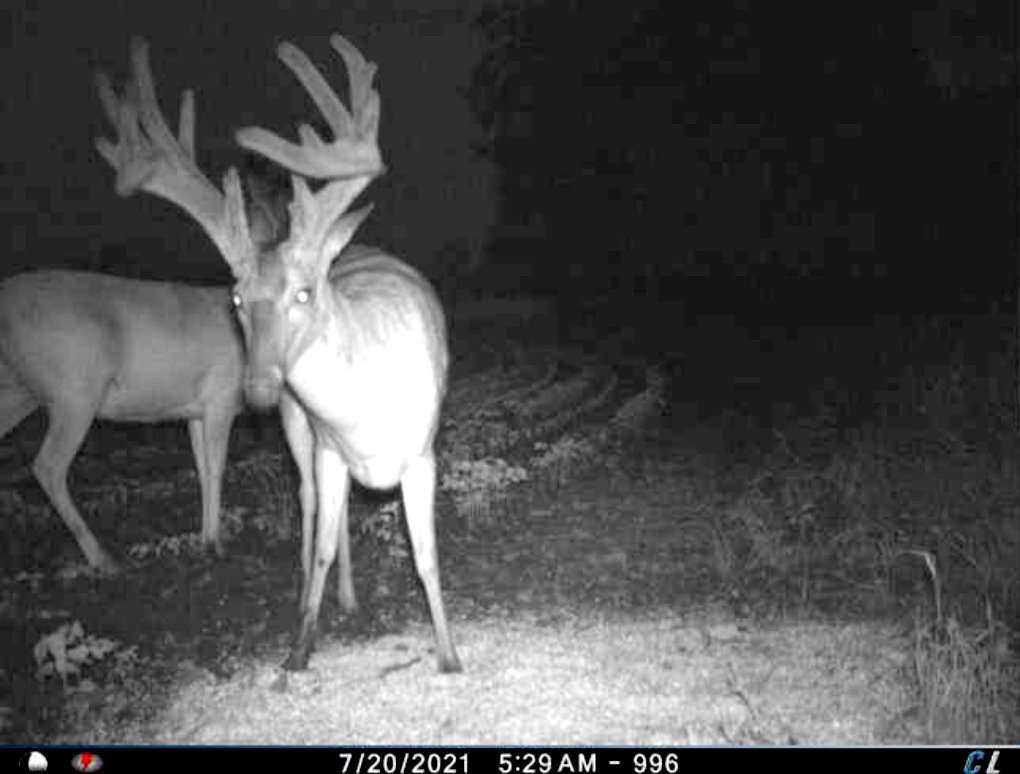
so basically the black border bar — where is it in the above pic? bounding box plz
[3,744,1018,774]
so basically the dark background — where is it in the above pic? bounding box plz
[1,0,1015,329]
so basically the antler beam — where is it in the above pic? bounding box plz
[95,38,253,266]
[235,34,384,180]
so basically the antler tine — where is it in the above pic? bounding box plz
[235,34,384,180]
[95,71,124,141]
[284,171,373,264]
[330,34,381,141]
[281,41,355,142]
[179,87,197,161]
[95,72,148,196]
[94,37,252,270]
[129,39,189,166]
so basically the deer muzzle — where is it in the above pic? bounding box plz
[245,368,283,410]
[244,302,287,410]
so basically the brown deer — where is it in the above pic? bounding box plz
[0,270,241,574]
[96,35,461,673]
[0,98,296,576]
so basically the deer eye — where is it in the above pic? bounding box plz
[295,287,312,304]
[231,292,243,309]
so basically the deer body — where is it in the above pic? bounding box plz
[97,33,461,673]
[235,244,458,672]
[1,271,240,422]
[0,269,243,572]
[267,253,447,487]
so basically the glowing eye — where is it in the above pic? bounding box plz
[231,293,243,309]
[296,288,312,304]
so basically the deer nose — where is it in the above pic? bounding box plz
[245,367,283,410]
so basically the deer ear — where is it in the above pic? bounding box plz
[321,203,374,263]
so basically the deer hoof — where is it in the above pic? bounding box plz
[93,554,120,577]
[438,653,463,674]
[201,537,226,558]
[282,648,311,672]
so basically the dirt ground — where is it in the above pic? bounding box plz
[0,410,926,745]
[2,318,1013,745]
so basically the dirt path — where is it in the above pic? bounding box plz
[98,616,913,745]
[28,436,923,745]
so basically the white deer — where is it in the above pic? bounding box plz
[96,35,461,672]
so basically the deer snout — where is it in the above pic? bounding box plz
[245,366,283,410]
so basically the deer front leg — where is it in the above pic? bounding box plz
[284,444,349,671]
[280,392,316,606]
[401,452,461,674]
[188,414,233,556]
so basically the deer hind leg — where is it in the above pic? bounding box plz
[189,409,235,555]
[33,403,118,574]
[280,392,318,608]
[401,452,461,674]
[284,444,349,671]
[0,383,38,492]
[0,382,38,441]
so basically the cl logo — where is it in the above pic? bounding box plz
[964,750,1001,774]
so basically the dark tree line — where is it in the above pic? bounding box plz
[466,1,1015,320]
